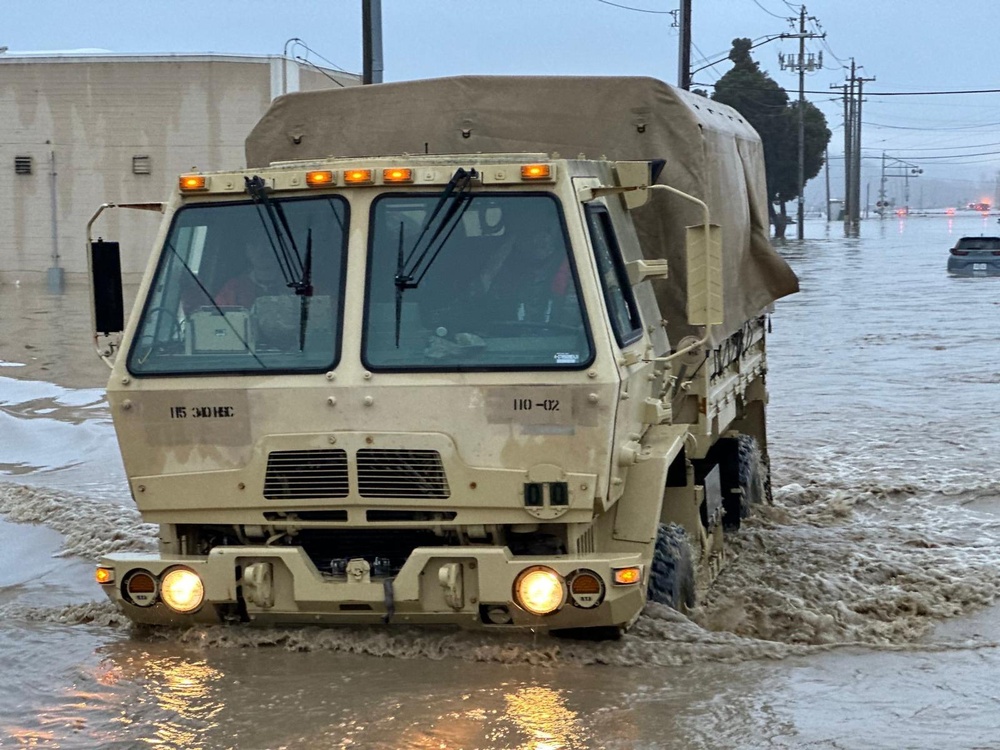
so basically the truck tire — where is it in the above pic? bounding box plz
[647,523,695,611]
[719,435,766,531]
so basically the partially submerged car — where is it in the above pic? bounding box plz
[948,236,1000,276]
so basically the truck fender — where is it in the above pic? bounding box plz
[611,424,689,543]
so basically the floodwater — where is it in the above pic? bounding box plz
[2,213,1000,749]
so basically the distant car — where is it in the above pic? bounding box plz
[948,236,1000,276]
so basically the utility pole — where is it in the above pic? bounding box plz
[362,0,384,85]
[879,151,887,218]
[676,0,692,90]
[833,61,873,232]
[779,6,824,239]
[878,153,922,215]
[846,60,856,231]
[851,68,874,229]
[824,146,831,222]
[796,7,807,239]
[830,83,849,222]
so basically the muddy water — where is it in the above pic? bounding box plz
[2,215,1000,749]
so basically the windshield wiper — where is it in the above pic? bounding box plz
[393,167,477,346]
[245,175,313,297]
[298,228,312,352]
[395,167,477,292]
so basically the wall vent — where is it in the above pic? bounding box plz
[132,155,151,175]
[14,156,32,175]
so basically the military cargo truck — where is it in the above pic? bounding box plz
[88,76,798,635]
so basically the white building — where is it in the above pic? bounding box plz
[0,53,359,285]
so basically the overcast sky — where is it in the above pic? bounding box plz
[6,0,1000,198]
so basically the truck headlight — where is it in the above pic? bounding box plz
[160,568,205,613]
[513,566,566,616]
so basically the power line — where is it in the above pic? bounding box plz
[811,20,848,66]
[593,0,673,13]
[890,141,1000,152]
[880,149,1000,160]
[691,42,722,81]
[867,88,1000,97]
[694,82,1000,97]
[689,33,787,76]
[294,56,346,88]
[750,0,790,19]
[865,120,1000,131]
[285,38,351,74]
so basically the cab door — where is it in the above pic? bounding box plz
[573,179,655,505]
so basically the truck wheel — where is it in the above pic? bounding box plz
[647,523,695,611]
[719,435,766,531]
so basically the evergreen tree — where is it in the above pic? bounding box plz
[712,38,831,238]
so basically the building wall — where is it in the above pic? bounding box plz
[0,55,356,284]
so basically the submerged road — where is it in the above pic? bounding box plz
[1,214,999,749]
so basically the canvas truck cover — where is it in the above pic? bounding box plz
[246,75,798,342]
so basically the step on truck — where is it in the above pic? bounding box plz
[88,76,798,635]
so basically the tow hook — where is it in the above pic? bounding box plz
[438,562,465,610]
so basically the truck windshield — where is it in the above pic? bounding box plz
[363,193,592,370]
[127,197,348,375]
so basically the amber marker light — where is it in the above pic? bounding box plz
[570,571,602,594]
[383,168,413,183]
[612,566,642,585]
[520,163,551,180]
[95,566,114,585]
[343,168,374,185]
[306,170,335,186]
[160,568,205,614]
[178,175,207,191]
[567,570,605,609]
[513,566,566,616]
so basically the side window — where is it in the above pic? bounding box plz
[585,205,643,347]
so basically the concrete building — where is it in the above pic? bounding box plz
[0,53,359,285]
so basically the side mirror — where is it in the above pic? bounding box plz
[90,240,124,335]
[611,161,651,209]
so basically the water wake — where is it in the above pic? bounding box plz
[0,481,156,560]
[4,474,1000,665]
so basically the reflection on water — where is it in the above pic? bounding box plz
[393,683,589,750]
[125,655,224,749]
[496,686,587,750]
[91,644,225,749]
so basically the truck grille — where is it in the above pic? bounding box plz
[263,449,349,499]
[357,449,450,499]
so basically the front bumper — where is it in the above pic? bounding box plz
[97,545,646,631]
